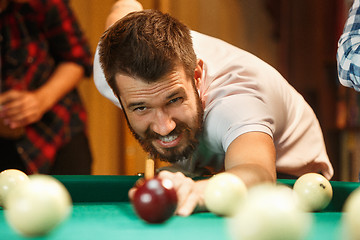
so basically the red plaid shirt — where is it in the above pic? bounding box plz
[0,0,92,173]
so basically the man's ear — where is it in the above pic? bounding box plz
[194,59,204,89]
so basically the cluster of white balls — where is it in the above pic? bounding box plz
[0,169,72,237]
[228,184,312,240]
[204,172,335,240]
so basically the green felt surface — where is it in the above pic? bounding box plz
[0,176,358,240]
[0,203,346,240]
[0,203,229,240]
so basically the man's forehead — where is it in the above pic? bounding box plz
[115,66,192,95]
[117,77,188,105]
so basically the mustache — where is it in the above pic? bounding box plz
[144,121,191,140]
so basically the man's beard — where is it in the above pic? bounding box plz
[124,92,204,164]
[136,121,201,163]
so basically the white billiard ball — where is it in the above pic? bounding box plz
[0,169,29,207]
[204,172,247,216]
[293,173,333,212]
[342,187,360,240]
[5,175,72,237]
[228,184,312,240]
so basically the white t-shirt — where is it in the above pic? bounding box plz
[93,31,334,179]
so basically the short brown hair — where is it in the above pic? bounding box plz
[99,9,197,98]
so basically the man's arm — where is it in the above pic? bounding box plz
[224,131,277,186]
[105,0,143,29]
[152,132,276,217]
[93,0,143,106]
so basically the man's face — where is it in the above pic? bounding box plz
[115,64,203,163]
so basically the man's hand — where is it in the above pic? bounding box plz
[0,90,47,129]
[128,170,208,216]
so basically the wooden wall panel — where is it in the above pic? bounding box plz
[157,0,278,67]
[70,0,127,175]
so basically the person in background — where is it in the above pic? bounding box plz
[94,0,333,216]
[337,0,360,182]
[337,0,360,91]
[0,0,93,174]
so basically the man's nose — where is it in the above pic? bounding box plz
[151,109,176,136]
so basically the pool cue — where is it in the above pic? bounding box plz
[145,156,155,180]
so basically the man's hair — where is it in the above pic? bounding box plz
[99,9,197,98]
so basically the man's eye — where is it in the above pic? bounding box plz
[133,106,147,112]
[169,97,183,104]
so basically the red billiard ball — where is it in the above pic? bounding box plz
[132,177,177,223]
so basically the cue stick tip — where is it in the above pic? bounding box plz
[145,156,155,180]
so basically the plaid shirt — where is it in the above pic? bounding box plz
[0,0,92,173]
[337,0,360,91]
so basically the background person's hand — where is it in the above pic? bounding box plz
[0,90,47,129]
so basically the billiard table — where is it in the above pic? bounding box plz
[0,175,359,240]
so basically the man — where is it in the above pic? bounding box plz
[0,0,93,174]
[94,0,333,216]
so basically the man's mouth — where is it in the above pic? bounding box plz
[156,134,182,148]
